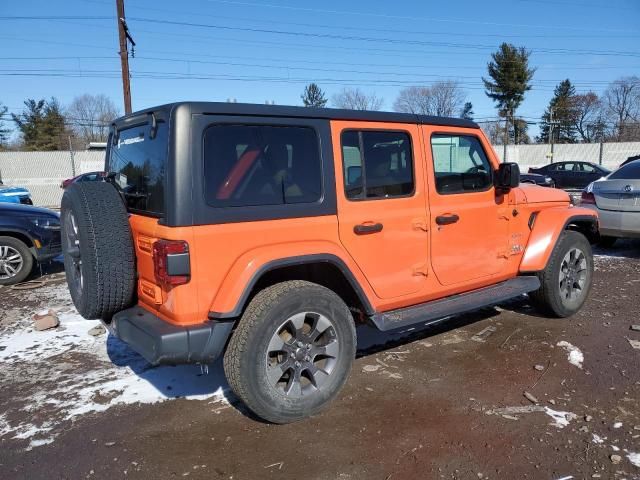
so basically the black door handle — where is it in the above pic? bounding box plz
[435,214,459,226]
[354,223,383,235]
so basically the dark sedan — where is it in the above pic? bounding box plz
[520,173,555,187]
[0,203,61,285]
[529,161,610,189]
[61,171,106,189]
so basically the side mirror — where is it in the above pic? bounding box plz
[495,162,520,191]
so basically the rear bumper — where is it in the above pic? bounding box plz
[109,306,234,366]
[584,204,640,238]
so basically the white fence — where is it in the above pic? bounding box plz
[1,141,639,208]
[495,142,640,171]
[0,151,105,207]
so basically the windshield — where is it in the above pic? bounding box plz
[108,120,168,216]
[608,161,640,180]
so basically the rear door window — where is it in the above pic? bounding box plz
[203,125,322,207]
[341,130,414,200]
[108,121,168,216]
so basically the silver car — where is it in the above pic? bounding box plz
[581,160,640,246]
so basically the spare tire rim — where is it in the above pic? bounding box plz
[559,247,587,302]
[63,211,83,293]
[266,311,339,398]
[0,245,24,279]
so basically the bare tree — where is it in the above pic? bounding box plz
[393,87,432,114]
[572,92,608,143]
[393,81,466,117]
[478,121,503,144]
[66,94,120,144]
[332,88,383,111]
[604,76,640,141]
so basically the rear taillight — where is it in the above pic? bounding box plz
[153,239,190,287]
[580,191,596,205]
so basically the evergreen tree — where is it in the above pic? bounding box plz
[460,102,474,120]
[301,83,328,108]
[483,43,535,144]
[538,79,578,143]
[12,98,68,150]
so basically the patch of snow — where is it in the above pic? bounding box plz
[556,341,584,369]
[592,434,605,444]
[627,452,640,468]
[613,422,623,429]
[611,445,620,452]
[0,307,229,449]
[544,407,577,428]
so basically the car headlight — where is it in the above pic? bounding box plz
[30,216,61,230]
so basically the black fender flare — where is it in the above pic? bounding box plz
[208,254,375,319]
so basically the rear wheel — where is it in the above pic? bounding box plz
[0,236,33,285]
[224,280,356,424]
[529,231,593,318]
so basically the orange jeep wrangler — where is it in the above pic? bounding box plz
[61,102,598,423]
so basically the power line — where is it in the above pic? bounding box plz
[126,17,640,58]
[0,16,113,20]
[0,54,638,72]
[0,69,613,93]
[36,4,639,40]
[203,0,639,34]
[0,65,621,89]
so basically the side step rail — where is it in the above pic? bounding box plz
[370,276,540,332]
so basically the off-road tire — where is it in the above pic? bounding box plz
[61,182,136,320]
[597,235,617,248]
[529,230,593,318]
[0,236,33,286]
[224,280,356,424]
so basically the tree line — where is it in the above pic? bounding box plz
[0,94,119,151]
[303,42,639,145]
[1,43,638,151]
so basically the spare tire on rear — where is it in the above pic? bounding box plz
[61,182,136,320]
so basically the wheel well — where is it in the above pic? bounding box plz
[0,231,34,249]
[566,219,598,244]
[248,262,369,323]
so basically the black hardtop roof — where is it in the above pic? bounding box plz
[115,101,480,129]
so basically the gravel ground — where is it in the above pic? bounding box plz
[1,241,639,480]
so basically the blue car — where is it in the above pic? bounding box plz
[0,203,61,285]
[0,183,33,205]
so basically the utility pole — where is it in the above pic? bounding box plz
[502,110,509,162]
[68,135,76,176]
[116,0,134,114]
[548,107,559,164]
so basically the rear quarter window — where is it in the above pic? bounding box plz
[203,124,322,207]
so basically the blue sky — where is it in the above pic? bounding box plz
[1,0,639,137]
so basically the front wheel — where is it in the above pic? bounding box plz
[0,236,33,286]
[223,280,356,424]
[529,230,593,318]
